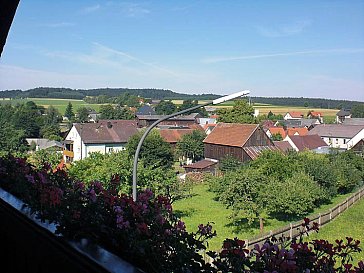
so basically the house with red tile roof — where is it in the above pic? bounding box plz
[63,120,138,162]
[283,112,304,120]
[159,129,196,149]
[307,111,323,122]
[266,127,286,139]
[203,123,276,163]
[286,127,308,136]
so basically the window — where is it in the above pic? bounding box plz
[343,139,346,144]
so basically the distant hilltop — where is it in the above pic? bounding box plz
[0,87,362,109]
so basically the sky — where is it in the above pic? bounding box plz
[1,0,364,101]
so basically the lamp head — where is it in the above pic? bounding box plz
[212,90,250,105]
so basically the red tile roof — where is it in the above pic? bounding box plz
[268,127,286,138]
[203,123,259,147]
[286,127,308,136]
[159,129,195,143]
[75,120,138,144]
[287,112,303,118]
[288,134,328,151]
[309,111,323,117]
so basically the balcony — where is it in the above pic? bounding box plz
[0,188,143,273]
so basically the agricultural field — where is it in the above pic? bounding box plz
[171,99,338,119]
[173,183,353,251]
[0,98,103,113]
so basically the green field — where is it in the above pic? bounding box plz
[0,98,103,113]
[308,197,364,263]
[173,183,355,251]
[171,99,337,118]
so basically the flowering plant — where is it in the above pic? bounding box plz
[0,155,363,272]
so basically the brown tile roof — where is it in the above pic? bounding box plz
[309,111,323,117]
[288,112,304,118]
[273,141,294,152]
[287,127,308,136]
[188,123,205,131]
[243,146,281,160]
[261,120,275,131]
[75,120,138,144]
[268,127,286,138]
[288,135,328,151]
[183,159,217,170]
[307,124,364,138]
[159,129,195,143]
[203,123,259,147]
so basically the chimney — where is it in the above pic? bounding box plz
[107,121,112,128]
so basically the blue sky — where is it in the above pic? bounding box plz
[1,0,364,101]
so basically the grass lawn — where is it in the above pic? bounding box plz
[0,98,103,113]
[173,183,358,251]
[307,197,364,263]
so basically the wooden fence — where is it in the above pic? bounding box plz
[245,187,364,249]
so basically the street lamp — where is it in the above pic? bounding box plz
[132,90,250,201]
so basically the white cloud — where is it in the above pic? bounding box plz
[202,48,364,63]
[82,4,101,14]
[257,20,312,38]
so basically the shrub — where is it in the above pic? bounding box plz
[261,172,325,219]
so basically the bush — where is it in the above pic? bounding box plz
[298,152,338,201]
[261,172,325,219]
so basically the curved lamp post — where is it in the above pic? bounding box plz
[132,90,250,201]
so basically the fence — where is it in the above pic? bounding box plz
[245,186,364,249]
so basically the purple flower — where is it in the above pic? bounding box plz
[88,189,96,202]
[25,174,35,184]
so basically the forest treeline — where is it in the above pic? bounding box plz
[0,87,362,109]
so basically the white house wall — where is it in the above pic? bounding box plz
[85,143,126,157]
[64,126,85,161]
[347,129,364,150]
[321,136,354,149]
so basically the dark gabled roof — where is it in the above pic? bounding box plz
[273,141,294,152]
[336,109,351,117]
[74,120,138,144]
[289,134,328,151]
[342,118,364,126]
[203,123,259,147]
[136,105,156,115]
[280,119,319,128]
[307,124,364,138]
[183,159,217,169]
[136,114,197,121]
[243,146,281,160]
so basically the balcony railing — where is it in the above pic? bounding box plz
[0,188,144,273]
